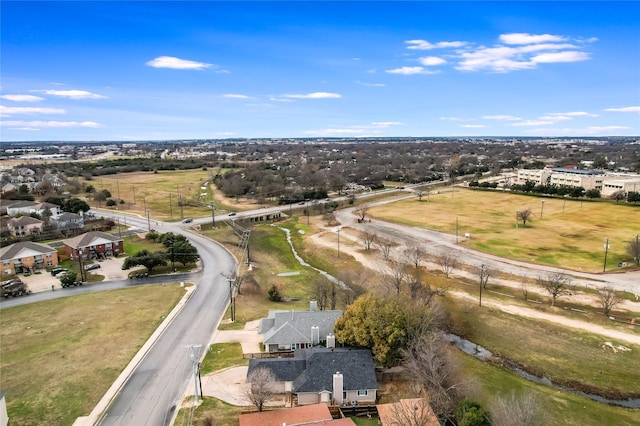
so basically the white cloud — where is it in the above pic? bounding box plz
[303,128,367,136]
[0,94,44,102]
[223,94,250,99]
[605,106,640,113]
[482,115,521,121]
[282,92,342,99]
[499,33,566,45]
[1,120,102,128]
[405,39,467,50]
[456,46,537,72]
[531,51,589,63]
[43,89,107,99]
[440,116,465,121]
[539,111,598,121]
[355,81,386,87]
[1,106,65,116]
[385,66,438,75]
[419,56,447,66]
[460,124,488,128]
[269,97,295,103]
[526,126,630,136]
[370,121,403,127]
[511,120,554,126]
[146,56,212,70]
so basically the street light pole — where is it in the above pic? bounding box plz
[211,203,215,227]
[479,264,485,307]
[540,200,545,219]
[603,238,610,273]
[456,216,459,243]
[337,228,340,258]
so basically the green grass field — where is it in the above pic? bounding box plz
[369,188,640,272]
[0,285,186,426]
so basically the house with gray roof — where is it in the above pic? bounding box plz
[247,347,378,407]
[0,241,58,276]
[63,231,123,260]
[258,301,342,352]
[51,212,84,233]
[7,216,44,237]
[6,201,61,217]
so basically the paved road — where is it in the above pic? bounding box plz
[87,213,236,426]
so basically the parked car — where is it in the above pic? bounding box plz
[51,268,68,276]
[85,263,101,271]
[229,212,237,216]
[182,218,193,223]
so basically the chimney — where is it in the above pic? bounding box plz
[311,325,319,346]
[310,300,318,311]
[326,333,336,348]
[333,372,344,405]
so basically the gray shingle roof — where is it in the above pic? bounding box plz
[64,231,122,248]
[9,216,43,226]
[261,310,342,346]
[0,241,56,260]
[247,347,377,393]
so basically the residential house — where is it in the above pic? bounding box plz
[258,301,342,352]
[0,241,59,276]
[51,212,84,233]
[377,398,439,426]
[7,216,44,237]
[0,392,8,426]
[239,403,346,426]
[247,347,378,407]
[63,231,123,260]
[1,183,19,195]
[6,201,61,217]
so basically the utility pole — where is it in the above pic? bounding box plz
[211,203,215,227]
[337,227,340,258]
[456,216,459,243]
[540,200,545,219]
[479,264,488,307]
[147,211,151,232]
[78,248,87,282]
[169,193,173,217]
[132,185,136,204]
[603,238,610,273]
[117,179,120,201]
[188,345,203,404]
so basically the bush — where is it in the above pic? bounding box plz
[456,398,491,426]
[267,285,282,302]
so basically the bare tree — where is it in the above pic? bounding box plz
[478,265,490,307]
[521,282,529,301]
[537,273,572,307]
[338,269,367,306]
[517,208,534,227]
[245,367,276,412]
[402,332,466,420]
[354,206,369,223]
[415,189,425,201]
[437,252,458,278]
[490,391,546,426]
[627,235,640,266]
[312,278,329,310]
[611,189,627,203]
[405,245,425,270]
[362,229,377,251]
[599,287,621,316]
[383,260,409,296]
[386,398,437,426]
[377,238,394,261]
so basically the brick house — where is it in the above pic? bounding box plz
[0,241,59,276]
[63,231,123,260]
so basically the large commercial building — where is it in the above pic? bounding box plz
[517,167,639,196]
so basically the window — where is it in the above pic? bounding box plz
[357,390,368,396]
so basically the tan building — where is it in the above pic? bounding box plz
[7,216,44,237]
[516,169,551,185]
[0,241,59,276]
[601,177,640,198]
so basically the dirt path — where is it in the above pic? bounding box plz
[307,222,640,347]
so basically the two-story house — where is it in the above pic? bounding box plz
[63,231,123,260]
[7,216,44,237]
[0,241,59,276]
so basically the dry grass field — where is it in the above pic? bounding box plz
[369,188,640,272]
[83,170,263,220]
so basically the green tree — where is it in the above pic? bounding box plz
[334,293,438,367]
[106,199,117,207]
[63,198,90,213]
[456,399,491,426]
[94,189,112,204]
[59,271,78,287]
[122,250,167,273]
[267,285,282,302]
[85,184,95,193]
[173,240,199,266]
[585,188,601,199]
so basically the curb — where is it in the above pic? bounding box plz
[73,283,197,426]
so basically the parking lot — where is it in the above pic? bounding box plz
[20,256,130,293]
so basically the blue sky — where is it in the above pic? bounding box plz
[1,1,639,141]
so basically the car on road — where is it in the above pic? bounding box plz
[229,212,237,216]
[85,263,101,271]
[182,218,193,223]
[51,268,68,276]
